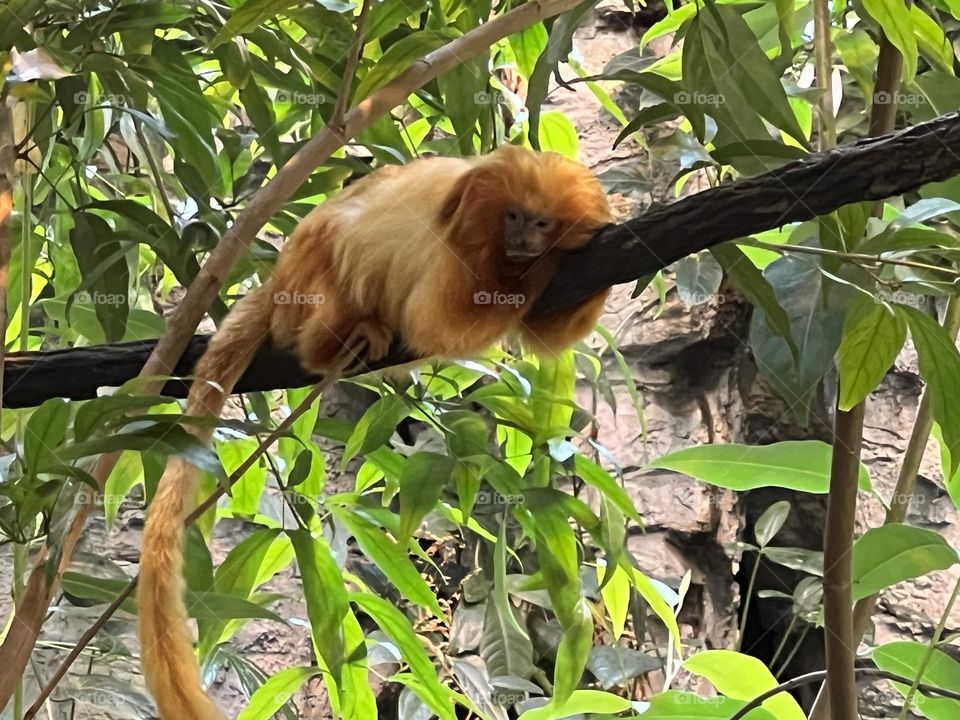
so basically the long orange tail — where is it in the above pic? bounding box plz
[139,286,274,720]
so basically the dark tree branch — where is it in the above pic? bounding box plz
[4,113,960,408]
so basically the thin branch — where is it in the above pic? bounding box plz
[22,578,138,720]
[0,87,14,433]
[896,576,960,719]
[331,0,374,128]
[813,0,836,150]
[747,240,960,277]
[730,668,960,720]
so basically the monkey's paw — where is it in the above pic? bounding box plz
[338,319,394,374]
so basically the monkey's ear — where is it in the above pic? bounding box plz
[439,169,477,225]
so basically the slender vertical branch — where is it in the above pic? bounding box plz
[0,73,14,433]
[822,403,864,720]
[331,0,374,129]
[1,89,22,719]
[897,576,960,719]
[809,18,907,720]
[813,0,835,150]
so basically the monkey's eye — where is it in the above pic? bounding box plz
[533,218,554,231]
[505,208,522,223]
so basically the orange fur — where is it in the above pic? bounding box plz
[138,145,611,719]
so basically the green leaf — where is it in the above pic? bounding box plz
[627,565,682,649]
[351,593,457,720]
[837,298,906,411]
[69,213,130,343]
[60,572,284,622]
[336,510,444,617]
[550,599,594,706]
[711,243,797,360]
[538,111,580,160]
[573,455,642,526]
[212,0,300,47]
[899,306,960,475]
[749,256,846,424]
[199,529,294,658]
[675,252,722,305]
[639,691,777,720]
[483,522,534,679]
[60,573,137,614]
[237,666,319,720]
[73,394,174,443]
[518,689,632,720]
[397,452,454,545]
[62,423,224,480]
[596,562,631,641]
[526,1,596,148]
[754,501,790,548]
[873,641,960,719]
[684,5,808,153]
[289,530,349,686]
[24,398,71,478]
[862,0,918,81]
[0,0,42,50]
[685,650,804,720]
[910,5,953,72]
[343,394,407,466]
[648,441,872,493]
[852,523,959,600]
[509,21,549,79]
[444,410,489,458]
[532,350,576,433]
[183,592,285,622]
[366,0,429,40]
[354,30,454,101]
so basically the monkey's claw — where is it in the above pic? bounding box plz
[338,319,393,374]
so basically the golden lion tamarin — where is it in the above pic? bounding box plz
[138,144,612,719]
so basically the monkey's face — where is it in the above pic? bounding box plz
[503,205,557,258]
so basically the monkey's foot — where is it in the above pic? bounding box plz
[337,319,393,375]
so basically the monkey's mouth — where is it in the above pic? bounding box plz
[505,246,543,258]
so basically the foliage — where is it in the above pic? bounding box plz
[1,0,960,718]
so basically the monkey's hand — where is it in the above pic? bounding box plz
[338,318,394,375]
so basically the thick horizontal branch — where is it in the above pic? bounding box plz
[5,113,960,408]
